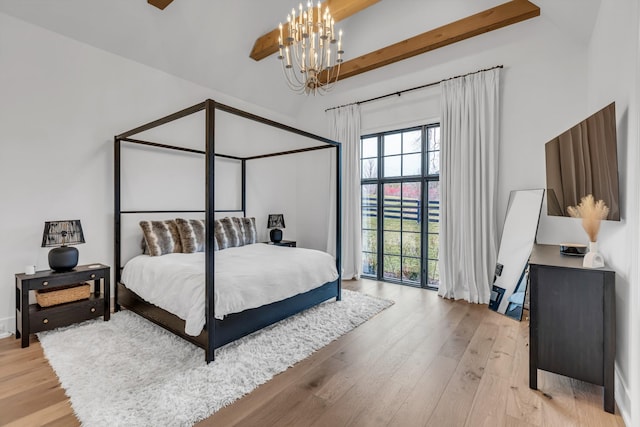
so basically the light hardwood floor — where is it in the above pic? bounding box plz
[0,279,626,426]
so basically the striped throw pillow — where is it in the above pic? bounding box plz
[175,219,216,253]
[139,220,182,256]
[235,217,257,245]
[218,217,241,248]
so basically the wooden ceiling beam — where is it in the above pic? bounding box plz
[323,0,540,82]
[148,0,174,10]
[250,0,380,61]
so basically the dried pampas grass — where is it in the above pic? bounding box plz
[567,194,610,242]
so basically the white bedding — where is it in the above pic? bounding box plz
[121,243,339,336]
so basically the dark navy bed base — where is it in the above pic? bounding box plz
[117,279,340,351]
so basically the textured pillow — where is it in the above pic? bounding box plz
[218,217,242,248]
[233,217,257,245]
[213,219,228,250]
[175,218,213,253]
[139,220,182,256]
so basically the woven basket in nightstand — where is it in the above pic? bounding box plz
[35,283,91,307]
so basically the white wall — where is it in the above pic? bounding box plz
[0,13,322,334]
[584,1,639,424]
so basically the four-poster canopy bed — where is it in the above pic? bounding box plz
[114,99,342,362]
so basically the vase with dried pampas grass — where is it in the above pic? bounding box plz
[567,194,609,268]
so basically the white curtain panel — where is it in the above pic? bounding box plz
[327,104,362,280]
[438,68,501,304]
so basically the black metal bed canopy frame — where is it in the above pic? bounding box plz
[114,99,342,362]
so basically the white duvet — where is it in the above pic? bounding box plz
[121,243,339,336]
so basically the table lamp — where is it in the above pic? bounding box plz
[41,220,85,271]
[267,214,285,243]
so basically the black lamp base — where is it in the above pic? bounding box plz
[48,246,79,272]
[270,228,283,243]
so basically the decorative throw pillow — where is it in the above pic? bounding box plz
[218,217,242,248]
[139,220,182,256]
[233,217,257,245]
[214,219,229,250]
[175,218,212,253]
[231,217,246,245]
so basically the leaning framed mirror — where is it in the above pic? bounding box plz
[488,189,544,320]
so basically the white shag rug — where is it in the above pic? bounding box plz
[38,289,392,427]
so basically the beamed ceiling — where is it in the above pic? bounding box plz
[0,0,601,119]
[253,0,540,83]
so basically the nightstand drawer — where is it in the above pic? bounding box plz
[27,270,106,290]
[30,297,104,333]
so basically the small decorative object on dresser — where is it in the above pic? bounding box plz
[267,214,285,243]
[559,243,588,257]
[41,220,85,271]
[15,264,110,348]
[567,195,609,268]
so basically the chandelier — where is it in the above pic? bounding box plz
[278,2,344,95]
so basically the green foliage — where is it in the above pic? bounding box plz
[362,216,440,286]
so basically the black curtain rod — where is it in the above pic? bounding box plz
[325,65,503,112]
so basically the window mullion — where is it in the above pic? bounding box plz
[377,135,383,281]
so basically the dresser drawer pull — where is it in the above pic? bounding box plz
[43,318,49,324]
[90,307,96,313]
[90,274,96,279]
[43,281,49,286]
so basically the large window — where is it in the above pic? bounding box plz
[361,125,440,289]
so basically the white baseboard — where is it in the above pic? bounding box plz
[615,364,633,426]
[0,316,14,338]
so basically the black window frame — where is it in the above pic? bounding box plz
[360,123,440,289]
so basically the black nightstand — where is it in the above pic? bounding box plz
[263,240,296,247]
[15,264,110,348]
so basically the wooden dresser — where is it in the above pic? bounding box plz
[528,244,615,413]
